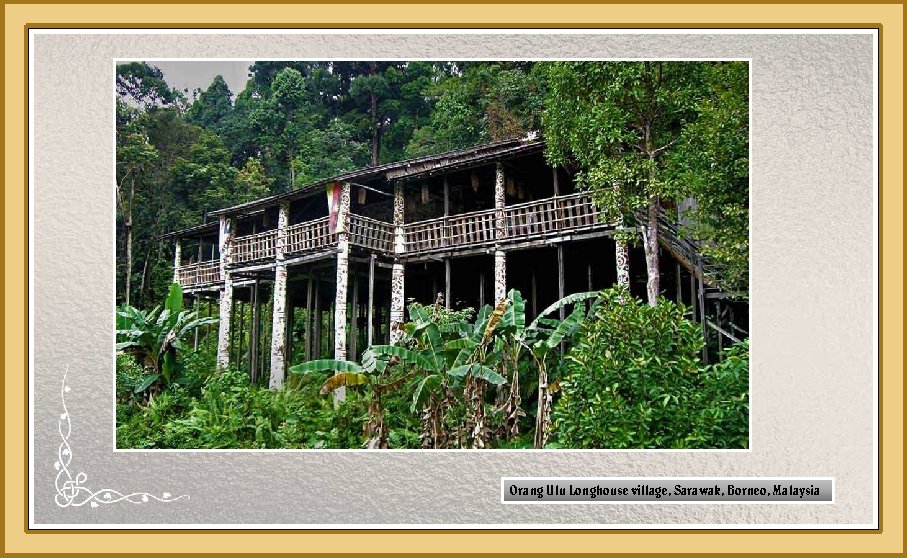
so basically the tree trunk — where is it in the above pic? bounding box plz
[643,127,660,306]
[124,221,132,306]
[370,62,380,166]
[643,198,660,306]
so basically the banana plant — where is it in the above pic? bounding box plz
[509,290,602,448]
[116,283,218,398]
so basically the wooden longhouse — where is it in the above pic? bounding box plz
[163,137,744,391]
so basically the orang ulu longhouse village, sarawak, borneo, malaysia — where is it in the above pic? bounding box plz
[116,60,750,450]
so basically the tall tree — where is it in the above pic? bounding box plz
[116,126,158,305]
[543,61,702,305]
[186,75,234,130]
[669,62,749,296]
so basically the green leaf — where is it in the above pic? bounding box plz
[528,291,599,333]
[448,364,506,385]
[369,345,439,373]
[133,374,160,394]
[289,359,363,375]
[164,283,183,314]
[410,374,442,413]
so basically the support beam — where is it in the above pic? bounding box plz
[304,274,313,361]
[172,238,181,285]
[238,297,246,370]
[367,254,375,346]
[690,272,698,322]
[269,202,290,389]
[313,280,321,358]
[390,182,406,343]
[444,258,451,308]
[479,270,485,308]
[192,295,200,352]
[493,163,507,304]
[698,272,708,364]
[350,274,359,360]
[333,182,352,404]
[531,270,537,318]
[557,244,565,357]
[215,216,233,369]
[250,281,261,383]
[552,166,560,196]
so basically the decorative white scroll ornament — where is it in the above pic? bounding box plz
[54,367,189,508]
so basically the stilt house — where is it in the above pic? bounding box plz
[163,137,746,388]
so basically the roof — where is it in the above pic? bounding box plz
[165,136,545,238]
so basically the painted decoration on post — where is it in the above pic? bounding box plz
[327,182,342,232]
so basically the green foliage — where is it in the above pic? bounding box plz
[550,286,748,448]
[668,62,750,295]
[117,367,369,449]
[405,62,545,158]
[116,283,218,393]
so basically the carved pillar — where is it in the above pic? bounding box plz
[172,237,181,285]
[493,163,507,304]
[269,202,290,389]
[390,182,406,343]
[216,216,234,369]
[334,183,351,360]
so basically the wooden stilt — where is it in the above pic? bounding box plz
[367,254,375,346]
[716,299,723,360]
[675,262,682,305]
[479,269,485,308]
[557,244,565,357]
[193,294,200,352]
[444,258,451,308]
[698,272,708,364]
[230,293,238,364]
[286,302,294,368]
[238,297,246,371]
[531,270,537,318]
[690,272,698,322]
[250,281,261,384]
[313,280,321,358]
[305,274,313,361]
[268,202,290,389]
[552,166,560,196]
[350,274,359,360]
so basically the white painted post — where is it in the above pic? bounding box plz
[333,183,352,404]
[494,163,507,304]
[269,202,290,389]
[390,182,406,343]
[172,238,181,285]
[216,216,234,369]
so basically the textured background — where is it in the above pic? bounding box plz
[30,31,875,527]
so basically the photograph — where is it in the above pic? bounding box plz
[115,59,751,450]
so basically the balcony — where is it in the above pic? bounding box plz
[404,192,608,256]
[177,260,222,287]
[176,192,611,287]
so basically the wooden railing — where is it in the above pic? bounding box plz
[404,209,497,254]
[349,214,394,254]
[404,192,608,255]
[503,192,601,238]
[286,216,336,255]
[232,229,277,264]
[177,260,221,287]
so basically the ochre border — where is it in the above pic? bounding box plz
[4,2,903,555]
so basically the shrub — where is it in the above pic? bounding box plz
[551,286,730,448]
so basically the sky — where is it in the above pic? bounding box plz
[149,60,253,100]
